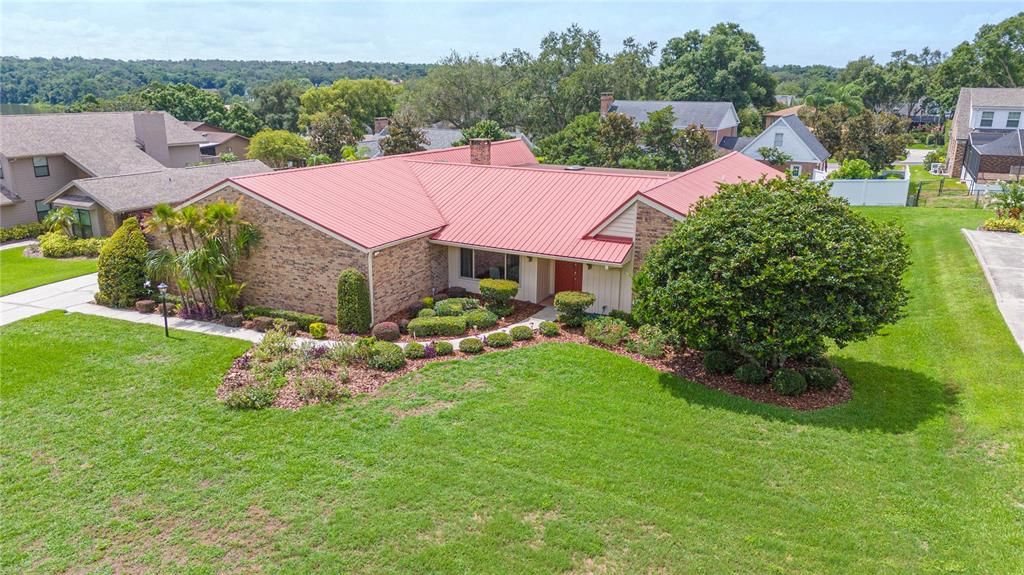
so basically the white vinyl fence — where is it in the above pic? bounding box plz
[814,168,910,206]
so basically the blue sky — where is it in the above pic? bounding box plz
[0,1,1018,66]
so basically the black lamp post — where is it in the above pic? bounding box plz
[158,282,169,338]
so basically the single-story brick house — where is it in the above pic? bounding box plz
[181,138,779,324]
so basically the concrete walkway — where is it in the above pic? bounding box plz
[0,239,40,251]
[898,148,935,165]
[0,272,559,348]
[963,229,1024,353]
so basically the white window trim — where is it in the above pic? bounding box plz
[1008,111,1021,129]
[790,164,802,177]
[774,132,784,147]
[979,111,994,128]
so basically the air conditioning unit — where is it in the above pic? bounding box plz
[929,163,945,175]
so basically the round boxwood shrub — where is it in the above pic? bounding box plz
[421,296,434,308]
[803,366,839,390]
[479,278,518,316]
[463,308,498,329]
[97,217,148,308]
[702,350,736,375]
[308,322,328,340]
[633,177,910,369]
[368,341,406,371]
[337,268,371,334]
[434,300,466,316]
[771,368,808,396]
[509,325,533,341]
[459,337,484,354]
[434,340,454,356]
[371,321,401,341]
[554,291,596,327]
[417,308,437,318]
[539,321,560,337]
[734,363,769,385]
[486,331,513,347]
[404,341,426,359]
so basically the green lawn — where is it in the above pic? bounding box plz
[2,208,1022,573]
[907,164,980,209]
[0,246,97,296]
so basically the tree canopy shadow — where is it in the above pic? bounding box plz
[656,357,958,434]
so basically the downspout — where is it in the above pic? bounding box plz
[367,250,375,325]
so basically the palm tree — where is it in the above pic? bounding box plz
[43,206,78,238]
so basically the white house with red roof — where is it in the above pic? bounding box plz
[184,138,779,323]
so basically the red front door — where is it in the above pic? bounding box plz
[554,261,583,293]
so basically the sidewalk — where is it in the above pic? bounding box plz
[0,272,559,347]
[963,229,1024,353]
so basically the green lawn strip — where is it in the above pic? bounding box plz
[0,246,97,296]
[1,208,1022,573]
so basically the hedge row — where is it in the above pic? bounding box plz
[0,222,45,243]
[243,306,323,330]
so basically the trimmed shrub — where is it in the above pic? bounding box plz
[804,366,839,390]
[243,306,322,330]
[626,324,669,358]
[486,331,513,347]
[371,321,401,342]
[463,308,498,329]
[434,340,454,356]
[702,350,736,375]
[0,222,45,243]
[983,218,1023,233]
[479,278,518,316]
[417,308,437,318]
[584,317,630,347]
[771,369,808,396]
[459,337,484,354]
[734,363,769,385]
[510,325,533,341]
[97,217,148,308]
[308,322,328,339]
[368,341,406,371]
[444,297,479,310]
[554,291,596,327]
[407,315,467,337]
[608,309,637,328]
[38,231,105,258]
[422,296,435,308]
[404,341,426,359]
[337,268,371,334]
[223,384,277,409]
[434,300,466,316]
[539,321,560,337]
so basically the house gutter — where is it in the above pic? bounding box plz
[367,250,375,325]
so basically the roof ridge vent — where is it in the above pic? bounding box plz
[565,165,584,171]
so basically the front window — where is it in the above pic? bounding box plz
[773,133,784,147]
[790,164,802,177]
[34,200,51,222]
[980,111,994,128]
[459,248,520,282]
[32,156,50,177]
[72,209,93,238]
[1008,111,1021,129]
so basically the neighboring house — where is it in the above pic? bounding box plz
[948,87,1024,183]
[0,111,206,228]
[183,121,251,159]
[775,95,796,107]
[599,92,740,147]
[44,160,271,237]
[721,114,830,177]
[890,101,943,127]
[763,105,804,129]
[181,138,778,324]
[359,119,534,158]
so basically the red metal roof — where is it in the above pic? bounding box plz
[219,141,777,263]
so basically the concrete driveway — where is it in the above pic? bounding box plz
[963,229,1024,353]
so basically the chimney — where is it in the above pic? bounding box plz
[469,138,491,165]
[373,117,390,135]
[600,92,614,116]
[133,112,171,166]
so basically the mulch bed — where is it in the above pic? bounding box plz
[384,298,546,343]
[218,327,851,412]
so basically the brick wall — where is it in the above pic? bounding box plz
[633,202,679,271]
[370,236,437,321]
[977,154,1024,182]
[196,187,368,323]
[949,140,967,178]
[428,243,449,294]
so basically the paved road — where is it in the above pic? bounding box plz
[898,148,935,165]
[963,229,1024,353]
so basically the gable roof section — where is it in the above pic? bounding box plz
[953,87,1024,139]
[642,153,782,216]
[48,160,272,214]
[0,112,205,176]
[970,129,1024,157]
[608,100,738,130]
[742,115,829,162]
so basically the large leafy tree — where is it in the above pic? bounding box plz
[378,117,428,156]
[932,12,1024,110]
[628,108,718,171]
[307,111,361,162]
[840,111,910,171]
[633,177,910,368]
[452,120,513,147]
[657,22,776,109]
[399,53,513,128]
[247,129,310,168]
[299,78,400,132]
[250,79,310,133]
[535,112,604,165]
[222,104,264,137]
[137,82,227,124]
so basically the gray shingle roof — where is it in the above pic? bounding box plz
[776,115,830,161]
[970,129,1024,157]
[719,136,754,151]
[607,100,738,130]
[48,160,271,214]
[0,112,205,176]
[953,88,1024,140]
[0,183,21,206]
